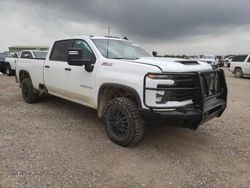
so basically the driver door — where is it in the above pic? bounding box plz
[64,39,96,108]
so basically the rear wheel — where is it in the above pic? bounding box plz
[105,97,145,146]
[21,78,39,103]
[5,64,13,76]
[235,68,243,78]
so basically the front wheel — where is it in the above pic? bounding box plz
[105,97,145,146]
[235,68,243,78]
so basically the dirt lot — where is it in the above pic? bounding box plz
[0,68,250,188]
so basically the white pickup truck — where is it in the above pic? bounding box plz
[197,55,219,68]
[16,36,227,146]
[4,50,47,76]
[4,53,19,76]
[229,55,250,78]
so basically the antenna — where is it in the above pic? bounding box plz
[106,26,110,58]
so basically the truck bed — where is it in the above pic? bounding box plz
[16,58,45,89]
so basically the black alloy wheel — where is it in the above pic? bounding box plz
[105,97,145,146]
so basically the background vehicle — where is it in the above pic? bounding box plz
[229,55,250,78]
[16,36,227,146]
[0,53,7,73]
[216,55,224,67]
[4,50,47,76]
[198,55,219,68]
[224,56,234,67]
[4,53,19,76]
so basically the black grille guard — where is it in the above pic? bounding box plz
[143,69,228,125]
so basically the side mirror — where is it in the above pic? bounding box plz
[68,48,82,59]
[152,51,158,57]
[67,48,95,72]
[67,48,86,66]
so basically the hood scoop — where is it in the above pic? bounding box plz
[175,61,199,65]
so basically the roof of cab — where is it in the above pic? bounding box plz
[90,36,128,40]
[57,36,128,41]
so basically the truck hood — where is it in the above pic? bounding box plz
[126,57,212,72]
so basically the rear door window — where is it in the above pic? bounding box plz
[232,55,247,62]
[21,51,33,59]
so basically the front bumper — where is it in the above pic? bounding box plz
[141,101,226,130]
[142,69,228,130]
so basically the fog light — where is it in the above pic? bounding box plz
[156,91,165,102]
[156,90,172,104]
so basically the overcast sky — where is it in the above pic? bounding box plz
[1,0,250,55]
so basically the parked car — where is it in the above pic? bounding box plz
[216,56,224,67]
[229,55,250,78]
[4,53,19,76]
[4,50,47,76]
[198,55,219,68]
[15,36,227,146]
[0,53,7,73]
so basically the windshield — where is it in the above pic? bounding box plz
[92,39,150,59]
[33,51,47,59]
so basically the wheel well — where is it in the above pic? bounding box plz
[235,67,242,71]
[97,84,142,118]
[19,71,31,83]
[4,62,10,67]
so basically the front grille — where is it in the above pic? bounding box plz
[144,69,227,110]
[157,74,197,102]
[170,90,193,101]
[156,71,223,102]
[155,89,194,102]
[158,74,196,88]
[172,74,196,87]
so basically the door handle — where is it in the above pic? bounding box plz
[45,65,50,68]
[65,67,71,71]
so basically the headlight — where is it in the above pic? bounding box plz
[147,74,173,80]
[146,74,175,104]
[145,73,195,107]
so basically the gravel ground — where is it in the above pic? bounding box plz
[0,68,250,188]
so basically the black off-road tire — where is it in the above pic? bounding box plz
[21,78,39,103]
[105,97,145,146]
[235,68,243,78]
